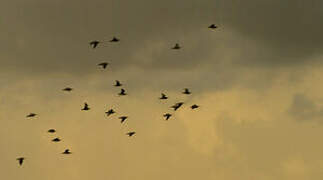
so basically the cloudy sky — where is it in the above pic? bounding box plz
[1,0,323,179]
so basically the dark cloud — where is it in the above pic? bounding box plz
[289,93,323,122]
[1,0,322,77]
[220,0,323,64]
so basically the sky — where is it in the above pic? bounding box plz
[1,0,323,179]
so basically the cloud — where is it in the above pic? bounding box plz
[288,93,323,122]
[1,0,323,77]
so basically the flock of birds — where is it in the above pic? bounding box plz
[16,24,218,166]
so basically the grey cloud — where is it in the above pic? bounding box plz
[289,93,323,122]
[1,0,323,77]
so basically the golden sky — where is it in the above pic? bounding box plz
[1,0,323,179]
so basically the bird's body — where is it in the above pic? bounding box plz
[89,40,100,48]
[81,103,90,111]
[16,157,25,166]
[126,132,136,137]
[26,113,37,118]
[171,102,184,111]
[159,93,168,100]
[172,43,181,50]
[62,87,73,92]
[208,24,218,29]
[183,88,191,95]
[98,62,108,69]
[110,37,120,42]
[191,104,199,109]
[62,149,71,154]
[119,88,127,96]
[163,113,172,120]
[52,138,61,142]
[48,129,56,133]
[119,116,128,123]
[105,109,116,116]
[114,80,122,87]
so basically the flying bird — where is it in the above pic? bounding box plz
[118,88,127,96]
[26,113,37,118]
[89,40,100,49]
[172,43,181,50]
[119,116,128,123]
[52,138,61,142]
[163,113,172,120]
[62,149,71,154]
[159,93,168,100]
[48,129,56,133]
[183,88,191,95]
[191,104,199,109]
[16,157,25,166]
[126,131,136,137]
[208,24,218,29]
[114,80,122,87]
[171,102,184,111]
[81,103,90,111]
[105,109,116,116]
[98,62,108,69]
[110,36,120,42]
[62,87,73,92]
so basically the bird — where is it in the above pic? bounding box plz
[191,104,199,109]
[171,102,184,111]
[62,149,71,154]
[172,43,181,50]
[81,103,90,111]
[48,129,56,133]
[159,93,168,100]
[119,116,128,123]
[62,87,73,92]
[98,62,108,69]
[26,113,37,118]
[110,36,120,42]
[89,40,100,49]
[16,157,25,166]
[126,132,136,137]
[208,24,218,29]
[52,138,61,142]
[105,109,116,116]
[118,88,127,96]
[114,80,122,87]
[163,113,172,120]
[182,88,191,95]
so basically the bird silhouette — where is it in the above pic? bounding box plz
[16,157,25,166]
[208,24,218,29]
[81,103,90,111]
[52,138,61,142]
[62,149,71,154]
[159,93,168,100]
[62,87,73,92]
[98,62,108,69]
[105,109,116,116]
[163,113,172,120]
[119,88,127,96]
[126,132,136,137]
[89,40,100,48]
[172,43,181,50]
[26,113,37,118]
[183,88,191,95]
[110,36,120,42]
[48,129,56,133]
[114,80,122,87]
[119,116,128,123]
[191,104,199,109]
[171,102,184,111]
